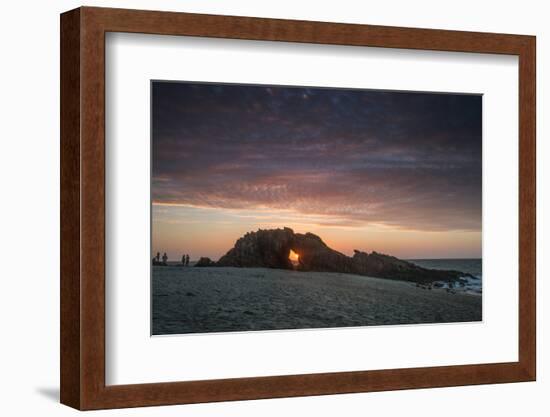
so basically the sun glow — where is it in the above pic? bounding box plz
[289,249,299,263]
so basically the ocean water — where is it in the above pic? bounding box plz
[408,258,482,295]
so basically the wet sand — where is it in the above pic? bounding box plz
[152,266,482,335]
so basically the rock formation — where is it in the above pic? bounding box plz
[195,257,216,267]
[217,227,295,269]
[292,232,355,273]
[350,250,469,283]
[198,227,473,284]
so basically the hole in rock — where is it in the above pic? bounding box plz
[288,249,299,266]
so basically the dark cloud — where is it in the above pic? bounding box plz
[152,82,481,232]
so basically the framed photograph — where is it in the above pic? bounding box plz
[60,6,536,410]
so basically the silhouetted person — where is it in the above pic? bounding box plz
[182,254,186,266]
[185,254,190,266]
[162,252,168,265]
[155,252,160,263]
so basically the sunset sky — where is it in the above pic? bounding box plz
[152,82,482,261]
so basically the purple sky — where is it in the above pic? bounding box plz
[152,82,482,259]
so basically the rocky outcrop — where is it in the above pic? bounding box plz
[217,227,295,269]
[198,227,473,284]
[292,232,355,273]
[195,257,216,267]
[350,250,469,283]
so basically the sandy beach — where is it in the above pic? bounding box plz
[152,266,482,335]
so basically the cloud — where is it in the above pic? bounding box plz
[152,82,481,232]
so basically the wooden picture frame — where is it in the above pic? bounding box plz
[60,6,536,410]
